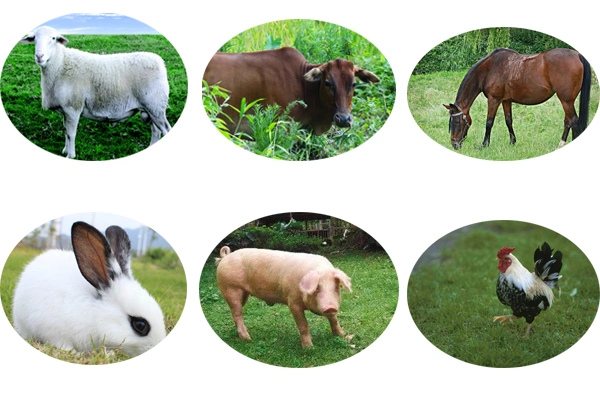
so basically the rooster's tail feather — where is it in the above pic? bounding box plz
[534,242,563,289]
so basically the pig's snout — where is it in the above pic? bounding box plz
[321,304,339,314]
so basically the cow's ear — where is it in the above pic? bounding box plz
[304,67,323,82]
[355,67,380,84]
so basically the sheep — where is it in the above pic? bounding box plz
[20,26,171,159]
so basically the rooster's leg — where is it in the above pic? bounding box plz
[493,315,518,324]
[523,323,533,338]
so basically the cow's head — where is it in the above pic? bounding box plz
[304,59,379,134]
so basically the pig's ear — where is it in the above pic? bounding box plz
[299,270,321,295]
[334,269,352,292]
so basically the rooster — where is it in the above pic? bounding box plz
[494,242,563,337]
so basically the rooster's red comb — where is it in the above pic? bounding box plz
[497,247,515,258]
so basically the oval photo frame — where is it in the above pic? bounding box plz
[407,27,599,160]
[199,212,399,367]
[408,220,599,368]
[202,19,395,161]
[0,212,187,364]
[0,13,188,161]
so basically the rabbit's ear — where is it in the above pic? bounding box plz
[105,225,132,277]
[71,222,115,290]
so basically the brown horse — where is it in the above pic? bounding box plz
[444,48,591,150]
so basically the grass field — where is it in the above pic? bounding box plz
[1,34,188,161]
[408,221,599,367]
[200,251,398,367]
[1,246,187,364]
[407,70,599,160]
[203,19,396,160]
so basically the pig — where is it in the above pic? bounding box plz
[215,246,352,348]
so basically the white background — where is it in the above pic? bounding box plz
[0,0,597,397]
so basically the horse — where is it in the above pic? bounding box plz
[444,48,591,150]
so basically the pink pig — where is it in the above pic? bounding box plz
[215,246,352,348]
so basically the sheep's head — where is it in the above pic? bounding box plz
[20,26,68,67]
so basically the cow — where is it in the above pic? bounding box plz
[203,47,380,135]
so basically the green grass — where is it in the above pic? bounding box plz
[1,34,188,161]
[204,19,395,160]
[408,221,599,367]
[407,70,599,160]
[0,246,187,364]
[200,251,398,367]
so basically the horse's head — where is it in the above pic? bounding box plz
[444,103,471,149]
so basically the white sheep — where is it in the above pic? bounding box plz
[20,26,171,159]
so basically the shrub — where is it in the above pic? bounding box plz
[412,28,573,75]
[219,225,323,253]
[141,248,182,270]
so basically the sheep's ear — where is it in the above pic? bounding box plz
[20,34,35,44]
[57,35,68,46]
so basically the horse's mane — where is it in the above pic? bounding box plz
[455,48,516,102]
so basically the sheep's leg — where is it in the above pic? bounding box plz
[141,111,170,145]
[149,123,161,145]
[62,112,80,159]
[151,113,171,141]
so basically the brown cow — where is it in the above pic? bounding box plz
[203,47,380,135]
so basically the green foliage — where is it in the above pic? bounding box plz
[203,79,376,160]
[205,19,395,160]
[202,79,234,138]
[1,34,188,160]
[141,247,183,270]
[200,252,398,367]
[413,28,573,75]
[408,221,599,367]
[264,35,282,50]
[221,224,324,253]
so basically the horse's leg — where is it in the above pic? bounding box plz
[501,101,516,145]
[558,99,579,148]
[482,99,501,147]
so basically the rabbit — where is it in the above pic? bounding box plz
[12,221,166,357]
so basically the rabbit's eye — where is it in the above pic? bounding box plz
[130,316,150,336]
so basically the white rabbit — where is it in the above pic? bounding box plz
[12,221,166,357]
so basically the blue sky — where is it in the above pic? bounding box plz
[34,13,159,34]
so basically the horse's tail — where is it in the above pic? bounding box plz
[576,53,592,138]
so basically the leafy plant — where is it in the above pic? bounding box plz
[202,79,233,138]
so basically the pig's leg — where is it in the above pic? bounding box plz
[289,304,313,348]
[325,313,345,336]
[223,289,251,341]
